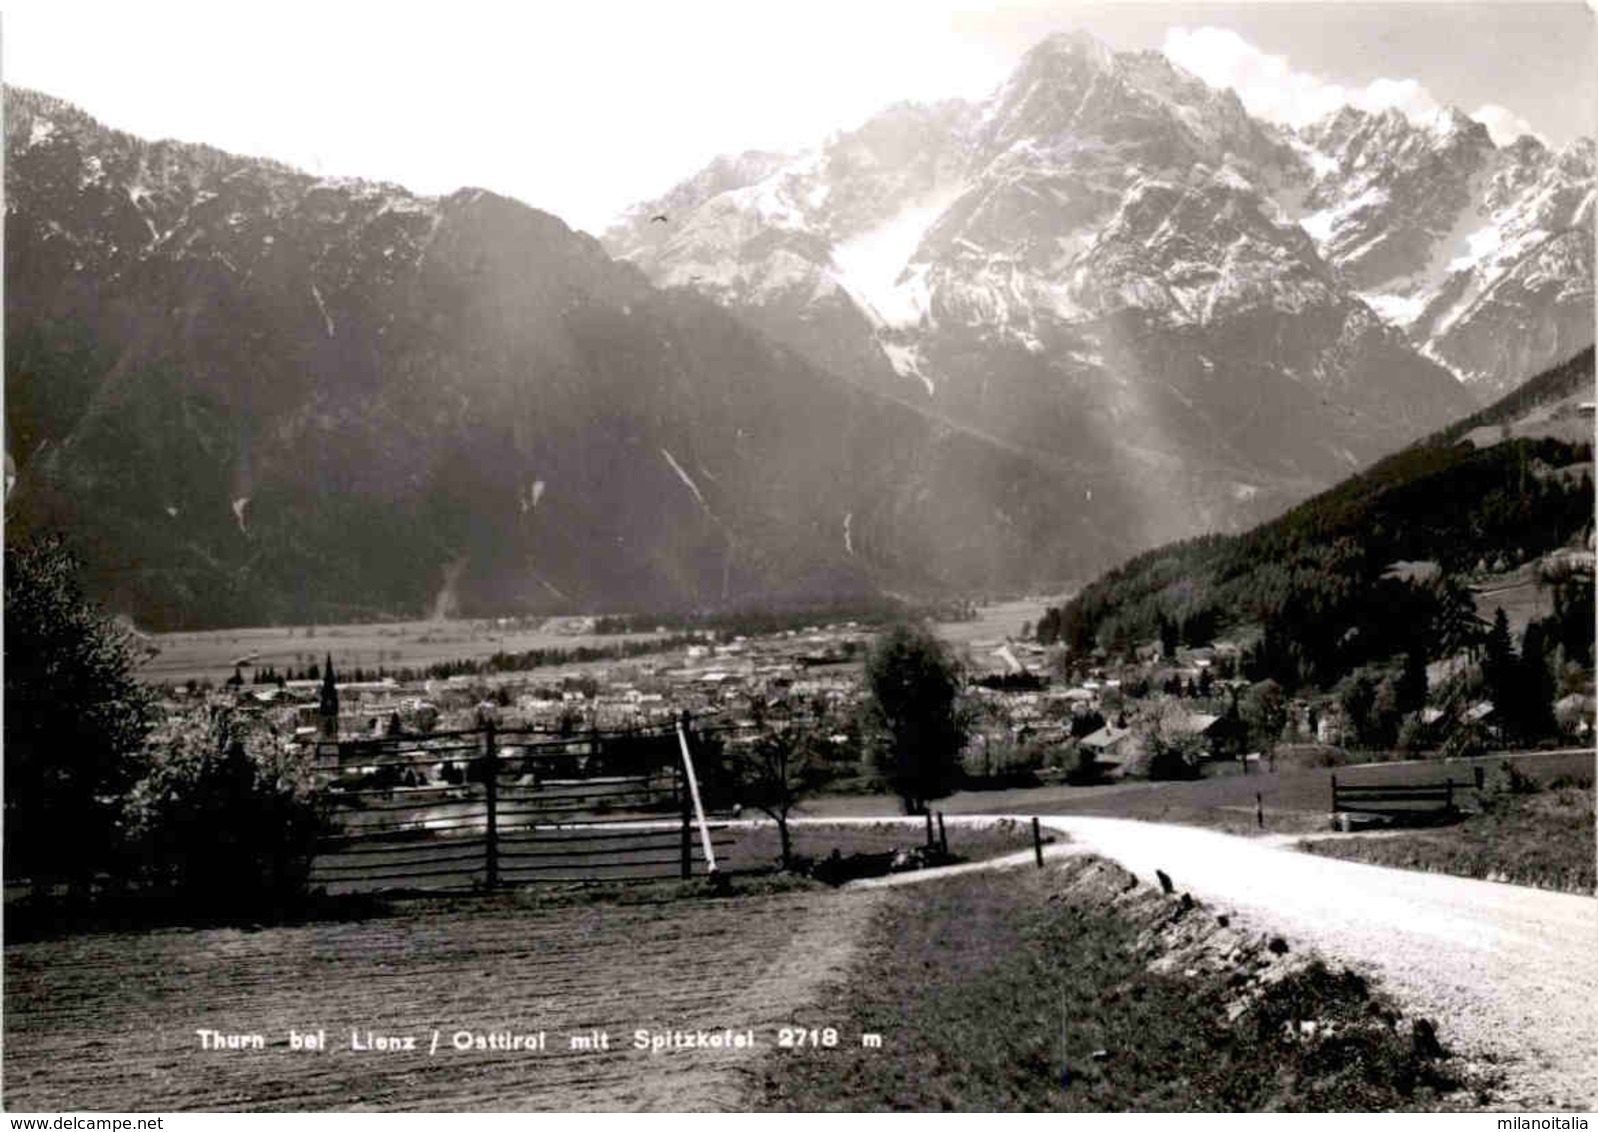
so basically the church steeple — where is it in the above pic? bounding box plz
[319,653,339,738]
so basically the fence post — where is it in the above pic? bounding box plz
[679,712,693,880]
[1032,816,1044,868]
[1255,791,1263,830]
[1330,774,1339,814]
[924,810,934,850]
[483,721,499,890]
[676,710,718,875]
[937,811,949,857]
[1446,779,1454,812]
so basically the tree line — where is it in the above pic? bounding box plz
[1038,431,1592,701]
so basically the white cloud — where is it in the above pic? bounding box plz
[0,0,1011,236]
[1357,77,1441,121]
[1163,25,1537,144]
[1162,26,1346,126]
[1470,104,1546,146]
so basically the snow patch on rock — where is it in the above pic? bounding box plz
[830,188,962,328]
[661,448,713,515]
[880,342,935,396]
[310,283,335,337]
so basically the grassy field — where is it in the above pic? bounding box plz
[928,597,1059,652]
[755,861,1477,1111]
[139,617,671,685]
[1298,780,1596,894]
[806,750,1595,837]
[141,596,1060,685]
[1471,565,1557,642]
[718,819,1038,875]
[3,881,883,1111]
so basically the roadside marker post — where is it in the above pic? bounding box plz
[679,740,693,879]
[1032,816,1044,868]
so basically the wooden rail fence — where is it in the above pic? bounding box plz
[1330,774,1458,817]
[309,715,749,893]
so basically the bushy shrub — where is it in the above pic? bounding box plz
[124,707,326,911]
[1395,715,1429,753]
[1490,759,1543,798]
[1147,741,1203,781]
[4,533,156,889]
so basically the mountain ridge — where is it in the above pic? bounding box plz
[607,29,1590,415]
[607,31,1513,557]
[6,27,1591,629]
[6,83,1166,628]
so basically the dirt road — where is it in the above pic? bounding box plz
[8,812,1592,1110]
[831,814,1598,1110]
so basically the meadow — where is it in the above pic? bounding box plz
[805,749,1595,836]
[139,617,670,684]
[756,861,1479,1111]
[926,596,1059,652]
[138,595,1064,686]
[1299,777,1596,894]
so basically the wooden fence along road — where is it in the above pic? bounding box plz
[310,717,746,893]
[1330,772,1466,819]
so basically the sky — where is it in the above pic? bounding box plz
[2,1,1594,235]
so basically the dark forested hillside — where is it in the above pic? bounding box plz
[3,87,1157,629]
[1042,348,1595,692]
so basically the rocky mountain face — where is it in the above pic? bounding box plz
[607,32,1592,525]
[1295,106,1594,394]
[5,87,1149,628]
[8,29,1591,630]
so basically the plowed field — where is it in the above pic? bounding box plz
[4,886,883,1111]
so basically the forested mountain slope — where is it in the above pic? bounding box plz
[1042,347,1594,692]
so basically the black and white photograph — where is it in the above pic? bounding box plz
[2,0,1594,1116]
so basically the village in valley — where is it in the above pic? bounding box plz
[164,541,1596,804]
[156,611,1259,793]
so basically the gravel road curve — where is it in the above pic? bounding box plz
[820,813,1598,1110]
[8,814,1590,1110]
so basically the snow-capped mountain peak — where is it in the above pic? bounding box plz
[1292,100,1593,387]
[604,31,1587,548]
